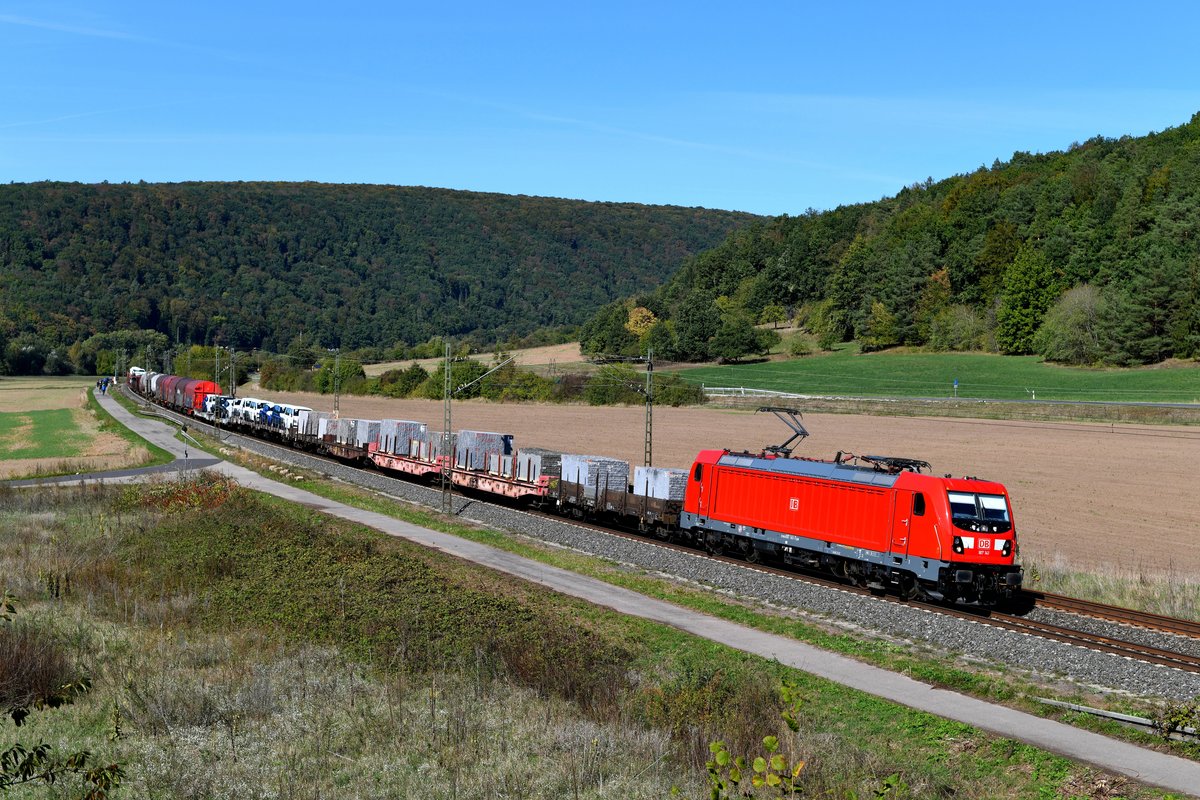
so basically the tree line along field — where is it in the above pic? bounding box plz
[672,346,1200,403]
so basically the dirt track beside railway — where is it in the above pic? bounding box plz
[233,389,1200,576]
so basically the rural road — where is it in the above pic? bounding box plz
[9,389,1199,798]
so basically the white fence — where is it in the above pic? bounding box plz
[702,386,807,399]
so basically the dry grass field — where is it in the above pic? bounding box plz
[363,342,587,376]
[229,385,1200,577]
[0,376,150,479]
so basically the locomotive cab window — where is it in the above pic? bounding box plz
[948,492,1011,533]
[913,493,926,516]
[692,463,703,482]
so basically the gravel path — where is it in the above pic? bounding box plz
[205,422,1200,702]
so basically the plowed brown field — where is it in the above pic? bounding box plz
[233,389,1200,575]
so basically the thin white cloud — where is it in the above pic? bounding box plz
[0,13,139,41]
[0,109,121,130]
[401,87,873,175]
[704,89,1200,136]
[0,12,248,61]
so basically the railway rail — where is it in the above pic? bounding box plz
[126,387,1200,676]
[1023,590,1200,640]
[538,510,1200,674]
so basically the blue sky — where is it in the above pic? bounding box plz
[3,1,1200,215]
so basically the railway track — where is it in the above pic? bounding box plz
[130,389,1200,675]
[537,512,1200,674]
[936,604,1200,673]
[1022,589,1200,640]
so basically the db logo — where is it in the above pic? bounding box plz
[979,538,992,550]
[788,498,799,511]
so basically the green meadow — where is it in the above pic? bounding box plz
[675,348,1200,404]
[0,408,90,460]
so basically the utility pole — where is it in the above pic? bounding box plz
[591,351,656,467]
[442,344,513,515]
[230,349,237,398]
[333,349,342,417]
[214,346,221,386]
[442,342,453,514]
[644,348,653,467]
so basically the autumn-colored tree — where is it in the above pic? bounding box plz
[624,306,658,338]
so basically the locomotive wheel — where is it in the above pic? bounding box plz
[737,539,761,564]
[705,533,725,557]
[899,575,921,600]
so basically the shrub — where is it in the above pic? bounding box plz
[0,617,78,712]
[376,364,430,398]
[1034,283,1104,365]
[927,305,986,351]
[787,335,813,357]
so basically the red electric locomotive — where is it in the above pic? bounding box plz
[681,413,1022,605]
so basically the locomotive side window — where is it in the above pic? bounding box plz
[693,463,703,482]
[913,493,926,516]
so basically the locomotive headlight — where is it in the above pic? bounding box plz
[1002,539,1012,558]
[952,536,964,554]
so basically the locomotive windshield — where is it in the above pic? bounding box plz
[947,492,1011,533]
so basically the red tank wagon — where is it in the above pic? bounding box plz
[682,449,1022,604]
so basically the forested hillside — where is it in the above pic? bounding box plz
[582,113,1200,366]
[0,182,756,374]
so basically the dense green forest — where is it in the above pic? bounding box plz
[0,182,756,375]
[582,113,1200,366]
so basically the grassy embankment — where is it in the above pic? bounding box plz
[0,377,171,479]
[2,477,1182,799]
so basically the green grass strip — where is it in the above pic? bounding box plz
[674,348,1200,403]
[0,408,88,459]
[87,389,175,468]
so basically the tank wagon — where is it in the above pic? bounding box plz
[125,371,1022,605]
[130,370,221,415]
